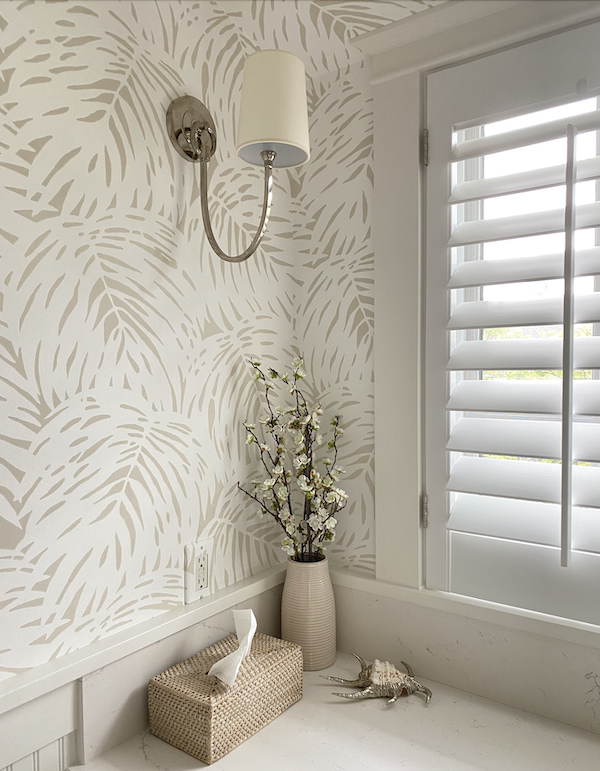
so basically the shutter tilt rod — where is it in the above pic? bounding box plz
[561,123,576,568]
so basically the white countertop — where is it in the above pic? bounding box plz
[74,652,600,770]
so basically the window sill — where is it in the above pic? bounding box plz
[330,566,600,650]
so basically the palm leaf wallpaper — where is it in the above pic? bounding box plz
[0,0,444,678]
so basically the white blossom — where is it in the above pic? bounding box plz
[281,537,295,556]
[293,453,308,470]
[308,514,323,530]
[297,476,312,493]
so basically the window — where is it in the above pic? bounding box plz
[425,21,600,625]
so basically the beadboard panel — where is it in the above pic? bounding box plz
[0,684,77,769]
[1,735,77,771]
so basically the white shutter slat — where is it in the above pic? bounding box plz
[450,533,600,627]
[447,336,600,371]
[449,201,600,247]
[448,416,600,463]
[448,493,600,553]
[451,109,600,162]
[450,156,600,204]
[448,248,600,289]
[448,455,600,508]
[448,292,600,330]
[447,379,600,416]
[448,417,557,459]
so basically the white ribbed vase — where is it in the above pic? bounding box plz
[281,556,336,671]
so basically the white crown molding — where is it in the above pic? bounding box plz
[353,0,600,83]
[353,0,522,56]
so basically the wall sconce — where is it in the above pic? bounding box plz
[166,50,310,263]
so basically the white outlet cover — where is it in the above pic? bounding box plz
[184,538,214,604]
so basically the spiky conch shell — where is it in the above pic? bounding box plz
[369,659,408,686]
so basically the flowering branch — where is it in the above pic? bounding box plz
[239,357,347,562]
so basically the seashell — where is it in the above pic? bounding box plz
[322,654,432,705]
[369,658,407,685]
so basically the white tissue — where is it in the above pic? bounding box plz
[207,609,257,686]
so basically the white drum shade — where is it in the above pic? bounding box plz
[236,50,310,169]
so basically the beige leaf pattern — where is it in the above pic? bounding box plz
[0,0,444,679]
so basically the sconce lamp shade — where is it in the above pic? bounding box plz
[236,50,310,169]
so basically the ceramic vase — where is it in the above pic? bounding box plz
[281,556,336,671]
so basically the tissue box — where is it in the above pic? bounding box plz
[148,632,303,764]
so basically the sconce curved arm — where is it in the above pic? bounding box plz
[166,95,279,264]
[199,150,275,264]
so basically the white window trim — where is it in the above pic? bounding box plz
[355,0,600,640]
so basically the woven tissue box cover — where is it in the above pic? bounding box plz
[148,632,303,764]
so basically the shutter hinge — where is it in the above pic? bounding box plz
[421,493,429,528]
[422,128,429,167]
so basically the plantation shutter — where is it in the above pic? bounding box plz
[425,21,600,625]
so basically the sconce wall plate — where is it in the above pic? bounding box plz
[166,95,217,162]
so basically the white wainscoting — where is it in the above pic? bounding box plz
[0,570,285,769]
[0,682,78,770]
[1,735,78,771]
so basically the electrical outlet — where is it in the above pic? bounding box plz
[196,548,209,591]
[184,538,214,604]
